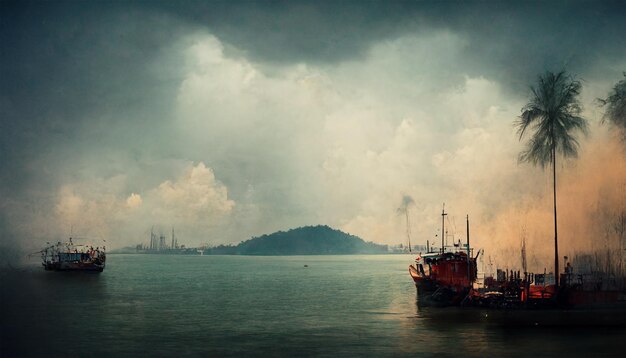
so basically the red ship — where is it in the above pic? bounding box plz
[408,208,625,312]
[409,208,479,306]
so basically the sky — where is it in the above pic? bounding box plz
[1,1,625,268]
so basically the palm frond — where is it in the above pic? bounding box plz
[517,106,543,140]
[516,70,587,168]
[598,72,626,137]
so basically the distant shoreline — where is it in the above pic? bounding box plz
[123,225,419,256]
[108,251,415,256]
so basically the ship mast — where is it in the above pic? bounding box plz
[466,215,471,281]
[441,203,447,253]
[521,228,527,274]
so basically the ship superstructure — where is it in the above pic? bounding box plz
[39,238,106,272]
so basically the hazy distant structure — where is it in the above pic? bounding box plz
[397,195,415,252]
[147,226,167,250]
[150,226,156,250]
[137,226,187,254]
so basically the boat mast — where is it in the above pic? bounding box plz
[441,203,447,253]
[521,229,527,274]
[466,215,471,282]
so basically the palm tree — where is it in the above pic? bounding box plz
[598,72,626,140]
[516,70,588,287]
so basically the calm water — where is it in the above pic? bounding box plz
[1,254,624,357]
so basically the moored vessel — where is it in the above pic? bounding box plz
[409,207,479,306]
[38,238,106,272]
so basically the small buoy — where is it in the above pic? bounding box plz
[304,264,308,268]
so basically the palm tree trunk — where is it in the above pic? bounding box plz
[553,146,559,288]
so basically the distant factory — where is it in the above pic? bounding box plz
[136,227,189,253]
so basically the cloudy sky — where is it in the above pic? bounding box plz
[1,1,625,265]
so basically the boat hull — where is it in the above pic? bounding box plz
[561,288,625,309]
[43,261,105,272]
[410,265,470,306]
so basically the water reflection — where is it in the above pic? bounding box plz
[391,298,491,356]
[1,264,107,356]
[2,255,624,357]
[396,292,626,357]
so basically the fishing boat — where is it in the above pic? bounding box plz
[464,269,558,309]
[409,208,625,315]
[459,251,624,310]
[463,269,626,312]
[38,238,106,272]
[409,207,479,306]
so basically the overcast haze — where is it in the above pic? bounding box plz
[1,1,625,267]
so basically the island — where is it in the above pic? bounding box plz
[207,225,388,255]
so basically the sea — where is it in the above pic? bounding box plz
[1,254,624,357]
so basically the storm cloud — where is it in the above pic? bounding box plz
[1,1,625,267]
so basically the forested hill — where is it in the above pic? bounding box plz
[208,225,388,255]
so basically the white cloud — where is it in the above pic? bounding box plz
[170,33,526,243]
[28,162,236,248]
[126,193,142,208]
[53,177,129,243]
[151,162,235,223]
[13,29,622,263]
